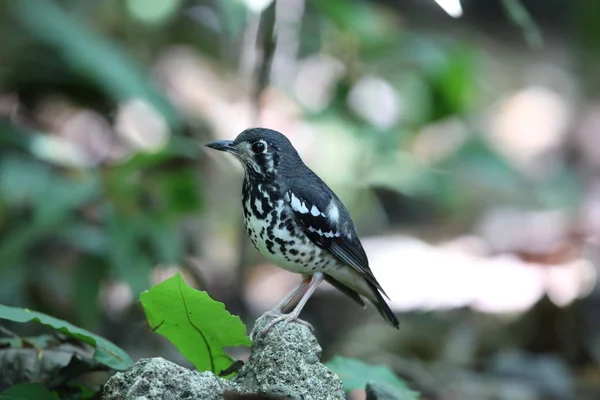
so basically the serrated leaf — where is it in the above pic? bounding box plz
[140,272,251,375]
[326,356,419,400]
[0,305,132,371]
[0,383,59,400]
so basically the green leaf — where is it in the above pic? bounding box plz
[0,305,132,371]
[140,272,251,375]
[326,356,419,399]
[0,383,59,400]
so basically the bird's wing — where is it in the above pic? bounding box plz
[285,188,388,297]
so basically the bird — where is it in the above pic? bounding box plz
[206,127,399,334]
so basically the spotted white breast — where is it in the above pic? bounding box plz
[243,189,338,275]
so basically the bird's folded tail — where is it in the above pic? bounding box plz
[366,281,400,329]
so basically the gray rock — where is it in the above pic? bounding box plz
[103,315,345,400]
[234,315,345,399]
[366,382,401,400]
[103,357,235,400]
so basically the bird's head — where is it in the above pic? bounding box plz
[206,128,300,179]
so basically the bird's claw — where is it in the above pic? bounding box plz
[262,308,285,320]
[260,313,313,335]
[251,311,314,340]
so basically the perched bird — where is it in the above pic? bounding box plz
[206,128,399,333]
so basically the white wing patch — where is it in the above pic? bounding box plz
[290,192,309,214]
[308,226,341,238]
[288,191,344,239]
[310,204,321,216]
[325,199,340,224]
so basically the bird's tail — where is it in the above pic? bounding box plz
[367,281,400,328]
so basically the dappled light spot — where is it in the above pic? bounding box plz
[100,281,133,320]
[433,0,463,18]
[347,76,402,130]
[411,117,469,165]
[126,0,181,25]
[294,55,345,112]
[487,86,572,176]
[115,98,170,153]
[363,235,596,314]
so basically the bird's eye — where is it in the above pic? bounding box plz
[251,141,266,154]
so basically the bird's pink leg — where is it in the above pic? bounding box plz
[259,272,324,335]
[262,275,312,319]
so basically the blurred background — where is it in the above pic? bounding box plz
[2,0,600,398]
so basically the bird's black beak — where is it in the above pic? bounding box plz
[205,140,237,153]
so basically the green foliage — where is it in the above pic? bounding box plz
[11,0,182,132]
[0,0,587,397]
[311,0,398,49]
[0,305,132,371]
[0,383,59,400]
[0,332,103,397]
[502,0,543,49]
[140,273,252,375]
[0,124,201,327]
[326,356,419,399]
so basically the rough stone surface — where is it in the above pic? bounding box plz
[103,357,235,400]
[102,315,345,400]
[234,315,345,400]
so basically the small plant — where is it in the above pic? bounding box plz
[140,272,252,376]
[0,273,419,399]
[0,304,132,398]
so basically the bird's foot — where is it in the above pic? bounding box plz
[261,312,313,335]
[261,308,285,320]
[253,311,313,338]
